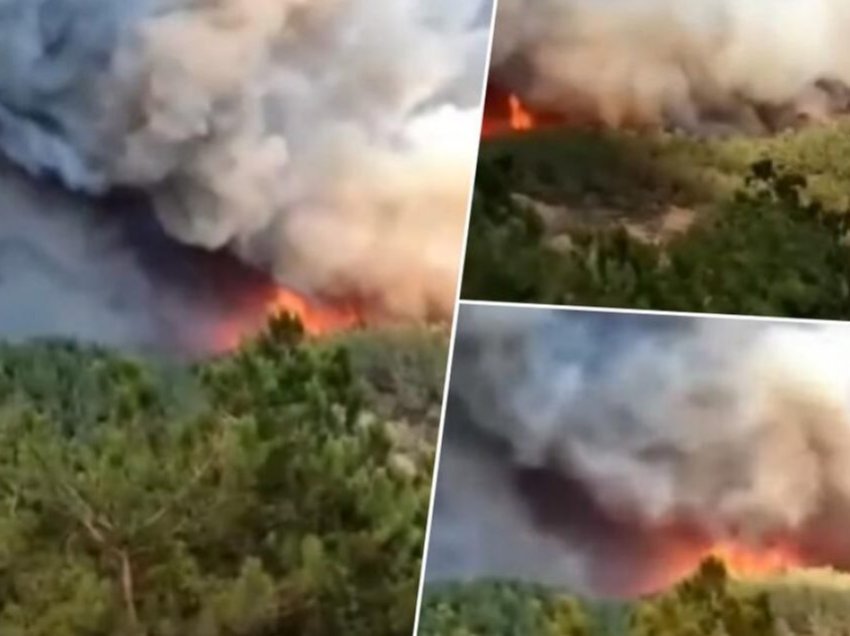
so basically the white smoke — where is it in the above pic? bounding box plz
[452,306,850,557]
[0,0,491,321]
[490,0,850,132]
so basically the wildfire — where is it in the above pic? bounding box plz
[706,541,802,578]
[508,93,535,131]
[173,251,366,356]
[480,80,655,138]
[482,84,548,137]
[268,287,362,336]
[203,285,363,356]
[481,83,571,138]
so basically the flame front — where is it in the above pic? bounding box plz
[706,541,802,578]
[202,284,363,355]
[646,534,808,593]
[268,288,362,336]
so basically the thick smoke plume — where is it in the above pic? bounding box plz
[444,306,850,592]
[0,0,490,327]
[0,156,282,354]
[490,0,850,133]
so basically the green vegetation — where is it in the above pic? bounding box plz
[419,558,850,636]
[419,580,593,636]
[0,316,446,636]
[463,124,850,318]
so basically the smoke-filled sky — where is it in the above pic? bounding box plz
[0,0,493,352]
[426,306,850,596]
[490,0,850,132]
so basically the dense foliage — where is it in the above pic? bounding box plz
[0,316,446,636]
[463,124,850,318]
[419,558,850,636]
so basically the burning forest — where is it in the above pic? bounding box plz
[463,0,850,322]
[481,0,850,138]
[426,306,850,601]
[0,2,493,633]
[0,0,491,356]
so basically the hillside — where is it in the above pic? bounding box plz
[0,316,447,636]
[463,122,850,318]
[418,558,850,636]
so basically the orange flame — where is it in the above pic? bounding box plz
[175,251,366,355]
[706,541,802,578]
[202,286,363,355]
[481,83,568,138]
[268,288,362,336]
[509,93,535,131]
[645,538,806,594]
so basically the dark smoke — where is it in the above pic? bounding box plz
[0,155,277,354]
[0,0,493,350]
[425,306,850,596]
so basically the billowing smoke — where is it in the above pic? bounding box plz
[0,162,161,347]
[489,0,850,133]
[0,0,491,342]
[435,306,850,594]
[0,156,284,354]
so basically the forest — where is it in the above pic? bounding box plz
[0,316,446,636]
[419,557,850,636]
[463,123,850,318]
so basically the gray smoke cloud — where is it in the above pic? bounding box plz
[430,306,850,595]
[0,0,491,327]
[0,161,160,347]
[490,0,850,133]
[0,155,277,353]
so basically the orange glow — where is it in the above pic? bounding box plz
[201,286,363,356]
[481,83,567,138]
[268,288,362,336]
[641,539,806,595]
[209,323,245,354]
[509,93,535,131]
[706,541,802,578]
[480,81,659,138]
[175,252,366,356]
